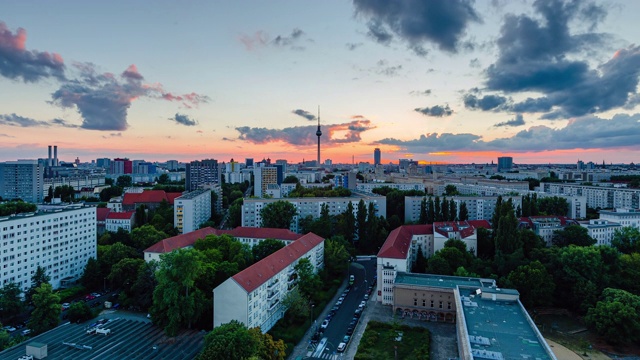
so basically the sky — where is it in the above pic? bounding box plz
[1,0,640,165]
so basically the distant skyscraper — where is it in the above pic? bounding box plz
[374,148,381,165]
[254,166,278,198]
[316,107,322,166]
[0,160,44,203]
[111,158,133,174]
[246,158,254,168]
[497,157,513,172]
[186,159,221,191]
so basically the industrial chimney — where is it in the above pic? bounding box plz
[54,145,58,166]
[48,145,52,167]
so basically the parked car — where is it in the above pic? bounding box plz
[337,342,346,352]
[21,329,31,336]
[346,327,354,335]
[335,299,343,306]
[3,325,16,332]
[354,309,362,317]
[364,294,369,300]
[343,335,350,343]
[320,320,329,330]
[359,301,366,308]
[17,356,33,360]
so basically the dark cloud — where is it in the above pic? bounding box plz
[101,132,121,139]
[273,28,307,49]
[374,59,402,76]
[375,113,640,152]
[480,0,638,119]
[463,93,510,111]
[170,113,198,126]
[346,43,364,51]
[0,133,14,138]
[414,105,453,117]
[292,109,316,121]
[0,21,66,82]
[494,114,525,127]
[235,119,375,146]
[469,58,481,68]
[51,63,209,131]
[354,0,481,53]
[410,89,432,96]
[0,113,79,128]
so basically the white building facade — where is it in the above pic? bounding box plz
[580,219,622,246]
[0,205,96,291]
[105,211,135,232]
[213,233,324,332]
[174,189,212,234]
[0,160,44,203]
[599,208,640,228]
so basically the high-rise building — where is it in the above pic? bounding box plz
[497,156,513,172]
[96,158,111,169]
[186,159,221,191]
[245,158,254,168]
[374,148,381,165]
[0,160,44,203]
[254,166,278,198]
[174,189,212,234]
[110,158,133,174]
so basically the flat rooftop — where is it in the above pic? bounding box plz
[0,205,90,223]
[0,318,204,359]
[459,290,554,360]
[394,272,494,290]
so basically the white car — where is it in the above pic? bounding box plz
[320,320,329,330]
[359,301,366,308]
[21,329,31,336]
[337,342,347,352]
[3,325,16,332]
[18,356,33,360]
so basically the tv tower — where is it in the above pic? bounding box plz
[316,106,322,166]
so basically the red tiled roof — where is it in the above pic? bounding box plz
[377,225,433,259]
[433,220,490,239]
[96,208,111,222]
[232,232,324,293]
[123,190,182,205]
[143,227,304,254]
[106,211,135,220]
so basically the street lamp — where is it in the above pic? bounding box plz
[310,304,315,327]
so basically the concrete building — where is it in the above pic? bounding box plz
[519,216,570,246]
[186,159,221,191]
[374,148,381,166]
[174,189,211,234]
[241,195,386,233]
[497,156,513,172]
[122,190,182,212]
[106,197,123,212]
[42,175,106,199]
[580,219,622,246]
[541,182,640,210]
[96,208,111,235]
[254,166,278,198]
[0,204,96,290]
[144,226,302,263]
[405,195,521,223]
[110,158,132,174]
[356,183,424,193]
[213,232,324,332]
[432,220,489,256]
[333,172,356,190]
[105,211,135,233]
[598,208,640,228]
[0,160,44,203]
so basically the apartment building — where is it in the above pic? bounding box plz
[241,195,386,233]
[580,219,622,246]
[254,166,278,198]
[105,211,135,233]
[0,160,44,203]
[144,226,302,263]
[174,189,211,234]
[213,232,324,332]
[404,195,521,223]
[541,182,640,210]
[186,159,221,191]
[356,183,424,193]
[0,205,96,291]
[598,208,640,228]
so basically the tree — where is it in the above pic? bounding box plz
[131,225,168,251]
[324,237,350,278]
[440,196,449,222]
[585,288,640,344]
[340,202,356,243]
[418,198,427,224]
[611,227,640,254]
[295,258,321,300]
[444,184,459,196]
[152,249,206,336]
[434,196,441,222]
[260,201,297,229]
[157,173,170,184]
[448,199,457,221]
[552,225,595,247]
[199,320,259,360]
[26,265,50,304]
[228,198,243,228]
[80,257,103,290]
[506,261,555,307]
[281,288,309,321]
[412,247,427,273]
[108,258,146,290]
[54,185,76,202]
[426,196,435,223]
[0,325,12,351]
[252,239,286,263]
[356,199,367,242]
[67,302,94,323]
[283,175,299,184]
[29,283,60,334]
[538,196,569,216]
[248,327,287,360]
[116,175,133,188]
[458,202,469,221]
[0,282,23,323]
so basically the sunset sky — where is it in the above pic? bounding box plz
[1,0,640,165]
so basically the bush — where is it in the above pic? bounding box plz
[56,286,86,302]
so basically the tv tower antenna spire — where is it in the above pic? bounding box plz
[316,106,322,166]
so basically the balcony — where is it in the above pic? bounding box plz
[267,278,279,290]
[267,289,279,300]
[268,299,280,311]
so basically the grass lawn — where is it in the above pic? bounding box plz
[355,321,430,360]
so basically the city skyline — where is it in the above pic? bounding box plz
[1,0,640,164]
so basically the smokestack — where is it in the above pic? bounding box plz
[54,145,58,166]
[48,146,52,167]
